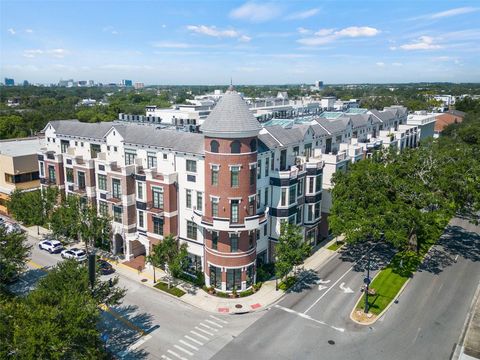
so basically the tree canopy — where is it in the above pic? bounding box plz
[147,234,188,285]
[275,223,311,280]
[0,226,31,286]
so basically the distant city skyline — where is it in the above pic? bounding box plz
[1,0,480,85]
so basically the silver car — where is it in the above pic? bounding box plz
[61,248,87,262]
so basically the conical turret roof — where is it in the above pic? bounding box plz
[201,87,261,138]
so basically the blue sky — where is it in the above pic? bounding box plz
[1,0,479,85]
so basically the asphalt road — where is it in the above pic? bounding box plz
[213,217,480,360]
[17,235,263,360]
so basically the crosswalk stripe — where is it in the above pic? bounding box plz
[179,340,198,351]
[161,355,172,360]
[190,330,209,341]
[184,335,204,346]
[209,315,228,324]
[205,319,223,328]
[194,326,214,336]
[174,345,194,356]
[167,349,188,360]
[199,322,218,331]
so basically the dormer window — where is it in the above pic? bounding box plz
[230,140,241,154]
[250,139,257,152]
[210,140,219,153]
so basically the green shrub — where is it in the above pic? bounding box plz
[239,289,254,297]
[215,291,229,298]
[253,282,262,292]
[178,271,205,287]
[154,282,185,297]
[256,263,275,282]
[278,276,296,291]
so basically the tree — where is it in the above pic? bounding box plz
[147,234,188,287]
[0,260,124,359]
[0,226,31,286]
[7,187,58,226]
[275,223,311,281]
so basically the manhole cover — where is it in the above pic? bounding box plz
[328,340,335,345]
[235,304,243,309]
[141,278,148,282]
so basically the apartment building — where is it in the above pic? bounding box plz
[38,88,421,292]
[0,137,44,214]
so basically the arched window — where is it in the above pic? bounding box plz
[230,140,241,154]
[210,140,219,153]
[250,139,257,152]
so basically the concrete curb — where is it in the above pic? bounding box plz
[349,272,411,326]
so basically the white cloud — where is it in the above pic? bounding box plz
[392,62,403,66]
[286,8,320,20]
[298,26,380,46]
[376,62,385,67]
[7,28,16,35]
[297,27,311,35]
[23,48,69,58]
[187,25,251,42]
[49,48,68,58]
[103,26,118,35]
[23,49,44,58]
[25,29,33,33]
[430,7,478,19]
[230,2,282,22]
[399,36,442,50]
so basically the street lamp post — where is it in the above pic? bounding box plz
[275,255,279,291]
[364,251,371,314]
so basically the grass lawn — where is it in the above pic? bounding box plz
[154,281,186,297]
[327,241,344,251]
[278,276,296,291]
[356,267,409,315]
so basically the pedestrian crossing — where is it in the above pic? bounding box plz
[160,315,229,360]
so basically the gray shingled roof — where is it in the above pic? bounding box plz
[348,114,370,129]
[310,123,329,137]
[201,88,261,136]
[117,125,204,154]
[314,118,347,135]
[258,132,280,149]
[48,120,113,140]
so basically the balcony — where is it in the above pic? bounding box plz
[192,209,267,232]
[146,201,163,215]
[72,186,86,195]
[106,192,122,204]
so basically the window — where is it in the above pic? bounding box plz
[39,161,45,177]
[315,202,320,219]
[152,187,163,208]
[77,171,85,190]
[48,165,56,182]
[230,233,239,252]
[293,146,299,157]
[61,140,69,153]
[187,220,197,240]
[231,200,239,223]
[99,201,108,216]
[210,140,219,153]
[289,184,296,205]
[231,166,240,188]
[212,231,218,250]
[264,223,268,236]
[153,216,163,235]
[147,153,157,169]
[308,177,314,193]
[125,151,136,165]
[212,197,219,217]
[137,182,144,200]
[264,187,269,207]
[250,139,257,152]
[66,168,74,183]
[249,232,254,249]
[230,140,241,154]
[248,195,255,215]
[114,146,118,152]
[315,174,322,193]
[257,160,262,179]
[211,165,219,186]
[98,174,107,191]
[138,210,144,228]
[257,190,261,209]
[271,152,274,171]
[305,143,312,158]
[246,264,254,288]
[265,157,269,176]
[297,206,303,224]
[308,204,313,222]
[113,206,122,223]
[194,191,203,212]
[186,189,192,208]
[112,179,121,198]
[250,166,256,185]
[288,214,296,225]
[281,188,287,207]
[226,268,241,291]
[186,159,197,173]
[90,144,101,158]
[210,265,222,289]
[297,178,304,196]
[163,153,167,160]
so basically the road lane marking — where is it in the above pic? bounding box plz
[99,304,146,336]
[275,305,345,333]
[161,355,172,360]
[412,327,421,344]
[191,329,210,339]
[27,260,48,272]
[179,340,199,351]
[318,285,328,291]
[304,244,378,314]
[209,315,228,324]
[199,322,218,331]
[128,334,152,351]
[167,349,188,360]
[195,326,214,336]
[185,335,204,346]
[205,319,223,328]
[174,344,194,356]
[339,282,354,294]
[316,279,331,284]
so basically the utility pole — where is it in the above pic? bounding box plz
[364,251,371,314]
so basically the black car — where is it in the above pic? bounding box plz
[97,259,115,275]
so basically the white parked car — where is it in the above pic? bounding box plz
[61,248,87,262]
[38,239,64,254]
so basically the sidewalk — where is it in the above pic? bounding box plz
[105,237,340,314]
